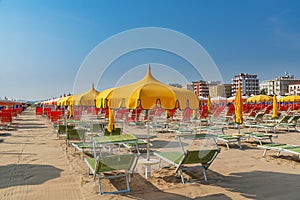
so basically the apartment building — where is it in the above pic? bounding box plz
[232,73,259,96]
[209,84,233,98]
[261,73,300,95]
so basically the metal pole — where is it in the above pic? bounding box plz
[146,120,150,161]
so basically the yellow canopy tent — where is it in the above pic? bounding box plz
[96,66,200,160]
[246,95,273,103]
[105,67,199,110]
[95,88,115,108]
[56,96,73,118]
[72,84,100,106]
[278,95,300,102]
[56,96,72,106]
[66,96,74,117]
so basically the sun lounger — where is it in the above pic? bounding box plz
[245,132,273,145]
[93,134,140,154]
[84,153,140,194]
[200,126,225,134]
[65,128,86,149]
[257,143,300,158]
[244,112,265,124]
[90,123,105,133]
[154,134,220,184]
[275,115,300,132]
[245,115,292,134]
[217,134,242,149]
[154,149,220,184]
[121,139,150,153]
[72,142,103,160]
[104,127,122,136]
[283,146,300,158]
[55,124,75,138]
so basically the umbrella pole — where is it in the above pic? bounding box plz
[146,120,150,161]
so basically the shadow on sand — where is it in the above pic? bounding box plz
[112,169,300,199]
[0,164,63,189]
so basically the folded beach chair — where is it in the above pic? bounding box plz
[154,134,220,184]
[84,153,140,194]
[257,143,300,158]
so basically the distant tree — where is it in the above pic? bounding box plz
[260,88,267,95]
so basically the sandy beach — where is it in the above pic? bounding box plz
[1,107,300,200]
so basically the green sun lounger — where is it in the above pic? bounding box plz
[245,132,273,145]
[121,139,150,153]
[217,134,242,149]
[72,142,103,160]
[84,153,140,195]
[154,133,220,184]
[93,134,140,155]
[56,124,75,138]
[258,143,300,158]
[275,115,300,132]
[200,126,225,134]
[154,149,220,184]
[65,128,86,149]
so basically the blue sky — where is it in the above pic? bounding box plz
[1,0,300,100]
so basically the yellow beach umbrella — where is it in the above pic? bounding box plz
[234,84,243,124]
[246,95,273,103]
[207,95,212,114]
[272,95,278,119]
[107,106,115,132]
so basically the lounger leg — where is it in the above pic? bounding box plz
[225,142,230,150]
[276,151,281,157]
[125,173,130,192]
[262,149,267,157]
[98,177,103,195]
[179,168,185,184]
[203,168,208,182]
[158,158,162,168]
[237,139,242,149]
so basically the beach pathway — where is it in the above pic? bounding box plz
[0,107,85,200]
